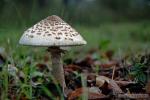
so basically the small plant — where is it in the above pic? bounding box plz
[99,39,110,50]
[129,53,150,85]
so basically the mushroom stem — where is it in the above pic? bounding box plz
[48,47,66,94]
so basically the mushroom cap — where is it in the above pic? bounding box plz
[19,15,87,47]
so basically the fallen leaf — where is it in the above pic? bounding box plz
[64,64,82,72]
[104,50,114,60]
[74,55,94,68]
[68,87,106,100]
[115,81,136,87]
[108,79,123,94]
[117,93,149,99]
[99,61,118,68]
[36,63,48,72]
[96,76,110,87]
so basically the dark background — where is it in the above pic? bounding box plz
[0,0,150,27]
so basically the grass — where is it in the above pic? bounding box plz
[78,22,150,50]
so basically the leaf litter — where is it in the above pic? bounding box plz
[0,47,150,100]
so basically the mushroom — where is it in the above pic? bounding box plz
[19,15,87,95]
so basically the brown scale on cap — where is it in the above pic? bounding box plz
[52,32,56,35]
[72,34,76,36]
[58,32,62,35]
[43,29,46,31]
[74,32,79,36]
[57,26,63,29]
[26,29,30,32]
[29,35,34,38]
[64,32,68,34]
[55,37,61,40]
[31,30,35,33]
[37,30,41,32]
[49,22,54,26]
[45,31,49,33]
[47,27,51,29]
[47,34,51,36]
[61,29,67,31]
[37,33,41,35]
[55,22,59,25]
[43,26,46,29]
[70,30,73,33]
[68,38,73,41]
[67,27,70,29]
[53,29,57,31]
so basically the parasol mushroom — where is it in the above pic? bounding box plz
[19,15,87,95]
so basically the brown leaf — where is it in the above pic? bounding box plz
[99,61,117,68]
[64,64,82,72]
[96,76,110,87]
[88,92,107,100]
[115,81,136,87]
[74,55,94,68]
[44,53,50,62]
[108,79,123,94]
[117,93,149,99]
[19,94,28,100]
[104,50,114,60]
[68,87,106,100]
[96,76,123,95]
[36,63,47,71]
[68,88,83,100]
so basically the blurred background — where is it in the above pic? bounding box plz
[0,0,150,25]
[0,0,150,55]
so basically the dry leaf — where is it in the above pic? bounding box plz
[64,64,82,72]
[96,76,110,87]
[68,87,106,100]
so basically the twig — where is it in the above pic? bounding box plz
[115,81,136,86]
[112,66,116,80]
[117,93,149,99]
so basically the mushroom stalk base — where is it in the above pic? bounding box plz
[48,47,66,94]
